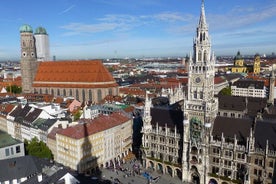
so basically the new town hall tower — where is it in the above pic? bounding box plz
[141,1,218,183]
[183,0,218,183]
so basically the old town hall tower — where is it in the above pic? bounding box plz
[182,0,218,183]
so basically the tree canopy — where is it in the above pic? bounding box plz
[6,85,22,94]
[24,137,53,159]
[219,87,232,96]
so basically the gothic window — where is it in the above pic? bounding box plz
[97,89,102,102]
[76,89,79,100]
[198,51,202,62]
[204,50,207,61]
[194,91,197,99]
[89,90,92,101]
[160,153,163,160]
[200,91,203,99]
[82,89,85,102]
[108,88,112,96]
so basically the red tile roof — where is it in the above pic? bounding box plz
[214,76,227,84]
[0,104,16,117]
[57,112,131,139]
[33,60,118,88]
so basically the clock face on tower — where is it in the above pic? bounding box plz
[194,76,202,84]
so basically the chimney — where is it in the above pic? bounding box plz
[37,173,43,182]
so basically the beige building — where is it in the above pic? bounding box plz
[49,112,132,174]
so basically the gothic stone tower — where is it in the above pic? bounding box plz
[182,1,218,183]
[20,24,38,93]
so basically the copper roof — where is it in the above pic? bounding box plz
[33,60,118,88]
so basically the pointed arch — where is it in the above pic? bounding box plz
[89,89,92,102]
[76,89,79,100]
[198,50,202,62]
[204,50,207,62]
[69,89,72,96]
[97,89,102,103]
[82,89,85,102]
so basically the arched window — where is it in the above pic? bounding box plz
[198,51,202,62]
[76,89,79,100]
[204,50,207,62]
[39,88,42,94]
[108,88,112,96]
[63,89,66,96]
[82,89,85,102]
[89,90,92,102]
[51,89,54,95]
[69,89,72,96]
[194,91,197,99]
[57,89,60,96]
[97,89,102,102]
[200,91,203,99]
[45,88,48,94]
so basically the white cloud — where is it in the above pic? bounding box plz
[59,4,76,15]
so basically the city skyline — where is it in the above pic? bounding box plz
[0,0,276,60]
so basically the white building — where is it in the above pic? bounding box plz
[231,79,266,98]
[0,130,24,160]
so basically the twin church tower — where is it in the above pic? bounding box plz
[19,25,50,93]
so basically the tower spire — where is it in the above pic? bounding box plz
[199,0,207,29]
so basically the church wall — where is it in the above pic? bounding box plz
[34,86,118,103]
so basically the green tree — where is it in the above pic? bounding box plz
[219,87,232,96]
[25,137,53,159]
[73,110,82,121]
[6,85,22,94]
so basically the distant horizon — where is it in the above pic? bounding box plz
[0,0,275,61]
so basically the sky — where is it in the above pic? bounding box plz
[0,0,276,60]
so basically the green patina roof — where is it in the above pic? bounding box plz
[235,51,243,60]
[19,24,33,33]
[34,26,47,35]
[0,130,22,148]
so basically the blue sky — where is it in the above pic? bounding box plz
[0,0,276,60]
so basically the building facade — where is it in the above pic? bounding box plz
[0,130,25,160]
[51,112,133,174]
[231,79,266,98]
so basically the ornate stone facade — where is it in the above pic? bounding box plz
[141,1,276,184]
